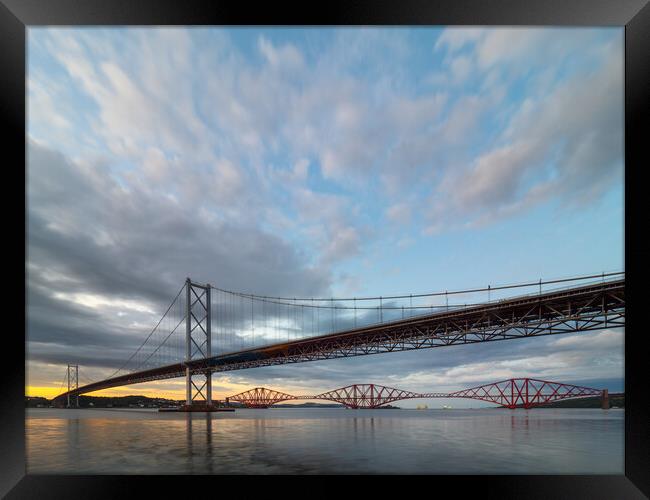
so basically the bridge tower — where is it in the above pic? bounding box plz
[184,278,212,408]
[66,364,78,408]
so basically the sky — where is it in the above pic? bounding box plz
[26,27,624,407]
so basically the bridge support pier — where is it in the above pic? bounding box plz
[601,389,609,409]
[66,364,78,408]
[183,278,214,410]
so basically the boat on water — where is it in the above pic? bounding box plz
[442,405,452,410]
[416,404,429,410]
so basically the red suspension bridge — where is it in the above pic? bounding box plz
[52,272,624,410]
[225,378,609,409]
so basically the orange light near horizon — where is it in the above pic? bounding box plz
[26,380,317,400]
[25,385,188,400]
[25,386,65,399]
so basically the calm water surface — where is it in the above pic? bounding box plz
[26,408,623,474]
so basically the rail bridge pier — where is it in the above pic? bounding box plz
[601,389,609,409]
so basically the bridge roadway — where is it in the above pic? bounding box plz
[55,278,624,400]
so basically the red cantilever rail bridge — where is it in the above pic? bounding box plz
[226,378,609,409]
[54,275,624,404]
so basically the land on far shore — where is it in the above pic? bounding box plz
[25,393,624,409]
[25,395,358,409]
[26,394,186,409]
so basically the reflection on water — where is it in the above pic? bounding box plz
[26,408,624,474]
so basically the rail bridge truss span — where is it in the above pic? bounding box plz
[226,379,608,409]
[53,274,624,403]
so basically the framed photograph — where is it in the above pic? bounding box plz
[3,0,648,496]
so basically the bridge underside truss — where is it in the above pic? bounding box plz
[198,279,624,373]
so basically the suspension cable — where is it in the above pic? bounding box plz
[132,315,186,373]
[105,283,186,380]
[53,371,68,397]
[210,271,623,303]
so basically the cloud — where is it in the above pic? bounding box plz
[425,34,623,232]
[27,141,333,373]
[385,203,412,224]
[28,74,71,131]
[321,225,362,264]
[258,36,305,70]
[39,27,621,239]
[456,141,541,209]
[292,187,365,265]
[450,55,473,83]
[434,28,485,53]
[475,28,546,69]
[551,329,622,349]
[441,94,489,144]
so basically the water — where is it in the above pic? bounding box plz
[26,408,624,474]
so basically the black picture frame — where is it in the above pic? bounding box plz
[2,0,648,497]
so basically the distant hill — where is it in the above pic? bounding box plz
[272,402,400,409]
[40,394,628,410]
[26,394,186,408]
[272,402,344,408]
[25,396,50,408]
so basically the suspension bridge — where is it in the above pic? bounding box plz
[52,272,625,410]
